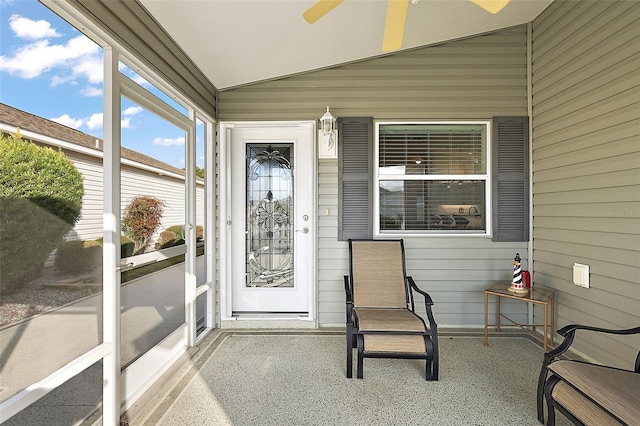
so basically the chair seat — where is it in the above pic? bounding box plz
[549,360,640,425]
[363,334,427,353]
[354,308,426,333]
[550,381,622,426]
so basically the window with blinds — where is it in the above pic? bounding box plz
[376,123,489,234]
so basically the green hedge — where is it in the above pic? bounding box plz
[95,235,135,258]
[165,224,204,243]
[156,230,177,249]
[55,240,102,273]
[0,133,84,294]
[166,225,184,241]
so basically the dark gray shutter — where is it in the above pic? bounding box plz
[338,117,373,241]
[492,116,529,242]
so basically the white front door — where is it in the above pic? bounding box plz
[225,122,315,316]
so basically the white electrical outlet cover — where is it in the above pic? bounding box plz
[573,263,590,288]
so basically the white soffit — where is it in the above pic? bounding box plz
[140,0,553,90]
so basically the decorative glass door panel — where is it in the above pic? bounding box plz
[246,144,294,288]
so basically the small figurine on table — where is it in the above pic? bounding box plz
[508,253,528,294]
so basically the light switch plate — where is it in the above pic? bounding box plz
[573,263,590,288]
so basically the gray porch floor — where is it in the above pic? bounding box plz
[127,330,572,426]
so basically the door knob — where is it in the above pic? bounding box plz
[296,227,309,234]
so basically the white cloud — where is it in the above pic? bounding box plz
[118,63,151,87]
[86,113,103,130]
[121,117,132,129]
[81,86,103,97]
[50,75,71,87]
[71,54,103,84]
[84,112,130,130]
[0,35,99,79]
[153,136,185,146]
[123,106,143,116]
[130,73,149,87]
[9,14,61,40]
[51,114,84,129]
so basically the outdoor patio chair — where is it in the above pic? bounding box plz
[537,324,640,425]
[344,239,439,380]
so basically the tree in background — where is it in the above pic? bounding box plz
[122,195,165,255]
[182,166,205,179]
[0,132,84,294]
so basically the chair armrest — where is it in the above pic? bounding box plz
[407,277,437,330]
[344,275,354,323]
[548,325,640,361]
[407,276,433,305]
[344,275,353,302]
[558,324,640,338]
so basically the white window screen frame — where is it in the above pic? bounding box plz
[374,121,492,237]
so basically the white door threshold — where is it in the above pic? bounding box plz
[221,314,316,329]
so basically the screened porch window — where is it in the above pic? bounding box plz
[376,123,489,235]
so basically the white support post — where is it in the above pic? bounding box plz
[185,115,197,346]
[103,45,122,426]
[206,120,216,329]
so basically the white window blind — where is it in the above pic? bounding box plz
[379,124,486,176]
[377,123,489,234]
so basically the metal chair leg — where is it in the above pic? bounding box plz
[346,324,353,378]
[356,334,364,379]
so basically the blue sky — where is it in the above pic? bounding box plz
[0,0,203,169]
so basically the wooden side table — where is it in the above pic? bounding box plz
[484,282,555,351]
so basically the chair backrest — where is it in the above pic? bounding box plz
[349,239,407,308]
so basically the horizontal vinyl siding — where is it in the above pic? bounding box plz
[65,152,104,241]
[41,151,104,266]
[532,0,640,369]
[219,27,529,121]
[220,28,530,327]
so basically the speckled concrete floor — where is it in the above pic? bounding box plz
[134,331,573,426]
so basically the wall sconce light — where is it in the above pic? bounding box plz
[318,106,338,159]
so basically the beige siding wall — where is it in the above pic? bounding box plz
[219,28,530,326]
[531,0,640,369]
[65,151,104,241]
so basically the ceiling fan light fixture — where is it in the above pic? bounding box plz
[383,0,410,52]
[304,0,511,53]
[303,0,345,23]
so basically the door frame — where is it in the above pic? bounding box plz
[219,121,317,323]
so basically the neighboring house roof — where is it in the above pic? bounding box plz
[0,103,188,178]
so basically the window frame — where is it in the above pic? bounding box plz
[374,120,493,237]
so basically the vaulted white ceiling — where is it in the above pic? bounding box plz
[139,0,553,90]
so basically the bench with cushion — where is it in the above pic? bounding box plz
[537,324,640,425]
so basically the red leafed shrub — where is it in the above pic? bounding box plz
[122,195,165,255]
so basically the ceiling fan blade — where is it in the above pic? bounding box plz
[469,0,510,14]
[303,0,345,24]
[383,0,410,52]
